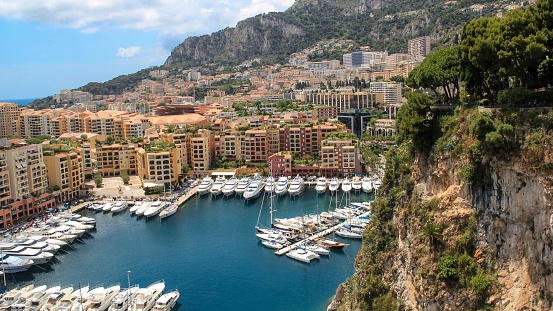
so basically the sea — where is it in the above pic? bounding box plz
[0,98,35,105]
[10,187,374,311]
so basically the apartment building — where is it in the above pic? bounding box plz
[243,129,268,163]
[312,106,338,121]
[17,110,53,138]
[299,91,376,111]
[213,133,242,161]
[188,129,212,177]
[0,144,55,228]
[268,152,293,176]
[136,145,181,186]
[320,139,361,176]
[408,36,431,58]
[93,144,138,177]
[369,82,403,104]
[0,103,25,139]
[44,151,84,203]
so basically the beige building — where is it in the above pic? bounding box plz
[0,103,25,139]
[93,144,138,177]
[44,151,84,203]
[188,129,212,177]
[0,143,55,229]
[320,139,360,176]
[369,82,403,104]
[136,145,181,186]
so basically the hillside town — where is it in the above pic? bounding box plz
[0,37,431,230]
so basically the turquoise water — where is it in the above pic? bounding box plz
[11,187,373,311]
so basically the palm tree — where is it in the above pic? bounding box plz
[421,219,444,246]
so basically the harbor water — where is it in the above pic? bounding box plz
[13,187,374,311]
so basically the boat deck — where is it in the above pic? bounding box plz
[274,210,370,256]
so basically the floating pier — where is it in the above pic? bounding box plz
[274,210,370,256]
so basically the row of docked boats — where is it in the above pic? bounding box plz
[314,175,382,194]
[0,281,179,311]
[197,174,307,199]
[255,176,371,263]
[0,213,96,274]
[89,200,179,220]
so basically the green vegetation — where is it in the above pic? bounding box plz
[460,0,553,103]
[94,172,103,188]
[120,170,129,185]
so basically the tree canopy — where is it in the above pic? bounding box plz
[460,0,553,101]
[406,46,461,104]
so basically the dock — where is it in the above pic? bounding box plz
[274,210,370,256]
[175,186,198,206]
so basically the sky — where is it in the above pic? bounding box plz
[0,0,295,100]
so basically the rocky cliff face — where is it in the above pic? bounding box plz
[164,15,306,66]
[390,157,553,310]
[330,108,553,310]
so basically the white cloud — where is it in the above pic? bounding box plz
[117,46,142,58]
[0,0,296,49]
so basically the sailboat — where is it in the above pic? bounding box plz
[256,169,289,249]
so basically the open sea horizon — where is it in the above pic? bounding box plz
[0,98,36,105]
[7,187,372,311]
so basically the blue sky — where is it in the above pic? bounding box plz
[0,0,294,100]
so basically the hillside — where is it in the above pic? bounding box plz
[165,0,508,67]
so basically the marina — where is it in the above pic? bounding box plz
[2,181,373,311]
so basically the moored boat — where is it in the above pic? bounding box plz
[274,176,289,196]
[143,201,164,218]
[221,177,239,197]
[351,176,362,192]
[209,176,226,196]
[197,176,213,196]
[111,201,128,213]
[287,175,304,197]
[361,176,373,193]
[328,177,339,192]
[129,281,165,311]
[285,247,320,263]
[314,177,328,194]
[234,177,251,196]
[159,204,178,219]
[151,290,179,311]
[341,177,352,193]
[264,176,275,193]
[108,286,139,311]
[243,174,264,201]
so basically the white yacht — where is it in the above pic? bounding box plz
[328,177,339,192]
[221,177,239,197]
[11,238,60,254]
[341,177,352,193]
[302,241,330,256]
[130,281,165,311]
[335,225,363,239]
[264,176,275,193]
[22,285,61,311]
[261,239,284,250]
[108,286,139,311]
[0,243,54,265]
[209,176,226,196]
[361,176,373,193]
[1,285,35,309]
[373,179,382,192]
[129,202,144,214]
[274,176,289,196]
[159,203,178,219]
[84,285,120,311]
[286,247,320,263]
[111,201,128,213]
[151,290,179,311]
[40,287,74,311]
[197,176,214,195]
[288,175,304,197]
[11,285,47,311]
[143,201,164,218]
[243,174,264,201]
[315,177,328,194]
[234,177,251,196]
[52,286,88,311]
[134,202,151,217]
[102,201,114,212]
[351,176,362,192]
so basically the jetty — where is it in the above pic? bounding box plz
[274,210,370,256]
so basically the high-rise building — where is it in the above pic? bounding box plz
[0,103,25,139]
[44,151,84,203]
[408,36,431,58]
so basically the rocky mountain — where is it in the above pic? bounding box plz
[165,0,507,67]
